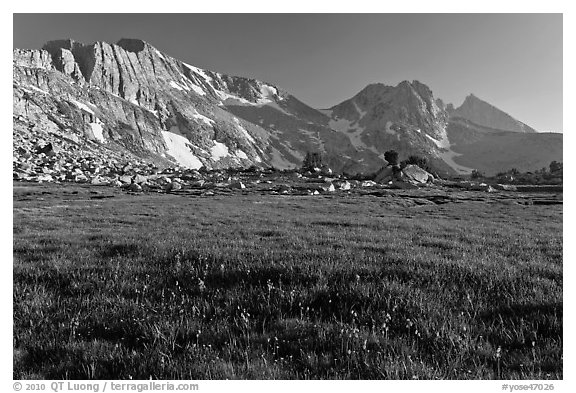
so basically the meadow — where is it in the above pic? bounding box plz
[13,182,562,379]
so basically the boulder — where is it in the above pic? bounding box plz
[401,165,433,184]
[338,181,352,191]
[278,184,292,194]
[91,176,112,185]
[189,179,205,188]
[35,143,59,156]
[494,184,517,191]
[133,174,149,184]
[13,171,32,181]
[321,183,335,192]
[74,174,88,182]
[109,179,123,187]
[37,174,54,182]
[119,175,133,184]
[229,181,246,189]
[168,182,182,191]
[127,183,143,192]
[361,180,377,187]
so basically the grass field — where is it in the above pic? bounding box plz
[13,182,562,379]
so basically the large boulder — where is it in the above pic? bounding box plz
[401,165,434,184]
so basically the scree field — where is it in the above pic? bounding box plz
[13,182,562,379]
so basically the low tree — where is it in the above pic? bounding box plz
[401,155,434,173]
[302,151,323,171]
[471,169,484,179]
[384,150,399,166]
[549,160,562,174]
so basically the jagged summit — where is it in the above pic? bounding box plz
[41,38,151,52]
[42,39,85,52]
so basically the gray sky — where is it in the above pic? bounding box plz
[13,14,563,132]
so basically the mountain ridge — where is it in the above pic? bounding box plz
[13,38,561,176]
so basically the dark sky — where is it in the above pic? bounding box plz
[13,13,563,132]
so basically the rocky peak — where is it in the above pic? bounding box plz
[452,94,537,133]
[42,39,85,54]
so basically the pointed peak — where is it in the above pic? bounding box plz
[397,80,413,88]
[461,93,491,108]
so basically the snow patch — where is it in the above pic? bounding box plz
[257,84,278,104]
[154,49,166,60]
[191,110,215,126]
[70,99,95,115]
[169,81,190,92]
[329,117,377,153]
[214,89,252,105]
[89,122,105,143]
[426,128,474,174]
[183,62,213,84]
[26,85,48,95]
[236,150,249,160]
[127,99,159,118]
[169,81,183,91]
[187,82,206,96]
[161,129,203,169]
[425,131,450,149]
[210,141,230,161]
